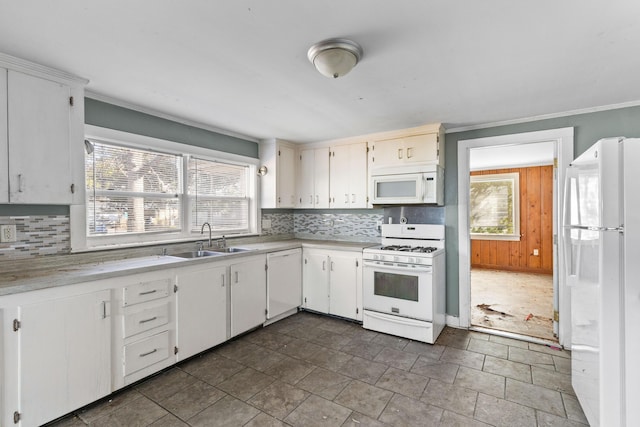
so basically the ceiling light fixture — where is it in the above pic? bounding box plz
[307,38,363,79]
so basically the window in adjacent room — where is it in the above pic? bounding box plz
[469,172,520,240]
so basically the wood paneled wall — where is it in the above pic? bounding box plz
[471,165,553,274]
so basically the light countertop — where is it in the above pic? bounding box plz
[0,239,376,296]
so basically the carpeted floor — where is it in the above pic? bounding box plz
[470,268,555,341]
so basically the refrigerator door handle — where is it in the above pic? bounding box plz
[567,225,624,233]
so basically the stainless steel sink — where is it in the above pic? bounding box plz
[210,247,252,254]
[170,250,224,259]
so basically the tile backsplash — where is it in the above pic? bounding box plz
[0,215,71,260]
[0,210,383,261]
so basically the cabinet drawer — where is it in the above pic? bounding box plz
[123,279,171,306]
[124,331,171,376]
[124,302,170,338]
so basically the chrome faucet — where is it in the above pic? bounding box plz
[200,222,212,247]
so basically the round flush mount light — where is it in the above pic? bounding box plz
[307,38,363,79]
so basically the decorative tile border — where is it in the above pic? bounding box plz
[261,211,294,236]
[0,215,71,260]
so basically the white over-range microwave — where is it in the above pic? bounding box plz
[370,165,444,205]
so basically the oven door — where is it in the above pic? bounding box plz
[363,260,433,322]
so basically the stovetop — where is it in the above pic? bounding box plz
[380,245,439,253]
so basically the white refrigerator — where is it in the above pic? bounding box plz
[564,137,640,427]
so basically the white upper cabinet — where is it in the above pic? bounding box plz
[330,142,368,208]
[0,68,7,203]
[0,54,87,205]
[372,124,444,169]
[259,139,297,208]
[298,147,329,208]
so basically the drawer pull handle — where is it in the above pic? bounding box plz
[139,348,158,358]
[139,289,158,296]
[139,316,158,324]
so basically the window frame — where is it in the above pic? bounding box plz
[469,172,521,241]
[71,125,259,252]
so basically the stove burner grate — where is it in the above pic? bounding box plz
[380,245,439,253]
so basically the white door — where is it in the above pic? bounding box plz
[349,142,368,208]
[267,249,302,319]
[328,253,358,320]
[8,71,73,204]
[298,149,315,208]
[0,68,7,203]
[278,145,296,207]
[230,256,266,337]
[314,147,330,208]
[18,290,111,427]
[177,264,227,360]
[403,133,438,164]
[303,251,329,313]
[330,145,350,208]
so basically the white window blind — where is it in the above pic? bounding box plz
[189,158,249,233]
[470,172,520,237]
[86,142,182,235]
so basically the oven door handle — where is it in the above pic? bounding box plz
[362,260,432,273]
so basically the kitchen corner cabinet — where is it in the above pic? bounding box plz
[267,249,302,320]
[372,130,444,169]
[259,139,297,208]
[0,58,86,205]
[298,147,330,208]
[329,142,368,208]
[302,248,363,321]
[176,263,228,360]
[230,255,267,337]
[1,290,111,427]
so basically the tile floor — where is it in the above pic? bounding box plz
[48,312,588,427]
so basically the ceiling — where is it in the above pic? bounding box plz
[1,1,640,144]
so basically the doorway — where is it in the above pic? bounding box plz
[457,128,574,347]
[468,153,555,341]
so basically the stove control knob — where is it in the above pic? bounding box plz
[407,257,415,264]
[373,254,379,260]
[394,256,399,262]
[414,258,421,264]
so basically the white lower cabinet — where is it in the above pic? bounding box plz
[302,248,363,321]
[112,271,177,389]
[266,249,302,320]
[230,255,267,337]
[176,263,228,360]
[1,290,111,427]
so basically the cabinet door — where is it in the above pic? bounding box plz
[7,71,73,204]
[0,68,7,203]
[267,249,302,319]
[330,145,350,208]
[403,133,438,164]
[230,256,267,337]
[314,147,330,208]
[298,148,315,208]
[277,144,296,208]
[303,251,330,313]
[349,142,368,208]
[328,253,359,320]
[18,290,111,427]
[177,264,227,360]
[373,137,404,166]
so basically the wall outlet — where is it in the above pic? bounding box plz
[0,225,17,243]
[533,248,539,256]
[262,219,272,230]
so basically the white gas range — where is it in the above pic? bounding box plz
[362,224,446,344]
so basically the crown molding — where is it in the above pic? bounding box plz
[0,52,88,85]
[445,100,640,134]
